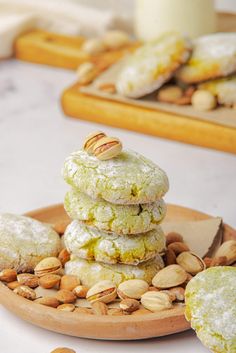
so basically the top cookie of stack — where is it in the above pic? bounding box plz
[62,132,169,286]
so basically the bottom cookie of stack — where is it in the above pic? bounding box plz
[65,255,164,287]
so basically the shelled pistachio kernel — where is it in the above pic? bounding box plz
[86,280,117,304]
[34,257,62,277]
[93,136,122,160]
[13,285,36,300]
[83,131,106,154]
[141,291,173,312]
[118,279,149,300]
[0,269,17,282]
[152,264,187,289]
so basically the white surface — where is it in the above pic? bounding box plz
[0,60,236,353]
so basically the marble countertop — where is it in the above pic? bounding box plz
[0,59,236,353]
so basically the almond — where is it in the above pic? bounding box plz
[120,298,140,313]
[17,273,39,288]
[60,275,80,291]
[164,248,177,266]
[166,232,184,246]
[210,256,228,267]
[13,285,36,300]
[0,269,17,283]
[57,304,75,312]
[168,287,185,301]
[168,242,190,255]
[74,307,93,315]
[73,285,89,298]
[35,297,60,308]
[108,308,123,316]
[91,301,108,315]
[7,281,20,290]
[56,290,76,304]
[39,274,61,289]
[58,248,71,266]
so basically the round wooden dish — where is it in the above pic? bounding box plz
[0,204,235,340]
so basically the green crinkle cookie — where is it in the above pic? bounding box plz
[0,213,61,273]
[64,220,165,265]
[185,267,236,353]
[65,255,164,287]
[64,189,166,235]
[62,149,169,205]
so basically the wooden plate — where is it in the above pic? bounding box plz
[0,204,235,340]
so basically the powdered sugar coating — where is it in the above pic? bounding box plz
[62,149,169,205]
[64,189,166,235]
[185,267,236,353]
[199,75,236,106]
[177,33,236,83]
[0,213,61,272]
[64,220,165,265]
[65,255,164,287]
[116,32,192,98]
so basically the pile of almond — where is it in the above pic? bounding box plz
[1,235,236,316]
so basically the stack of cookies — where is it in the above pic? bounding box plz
[62,133,169,287]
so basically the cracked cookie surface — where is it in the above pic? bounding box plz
[65,255,164,287]
[185,267,236,353]
[0,213,61,272]
[64,189,166,235]
[62,149,169,205]
[116,32,192,98]
[64,220,166,265]
[177,33,236,84]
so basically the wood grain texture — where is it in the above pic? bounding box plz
[0,204,235,340]
[15,30,139,70]
[61,85,236,155]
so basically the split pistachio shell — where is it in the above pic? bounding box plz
[93,137,122,160]
[141,291,173,312]
[176,251,206,275]
[152,264,187,288]
[34,257,62,277]
[83,131,106,154]
[215,240,236,265]
[117,279,149,299]
[86,280,117,304]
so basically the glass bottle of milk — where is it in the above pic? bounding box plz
[135,0,216,40]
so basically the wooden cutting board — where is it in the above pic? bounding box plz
[14,30,139,70]
[0,203,235,340]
